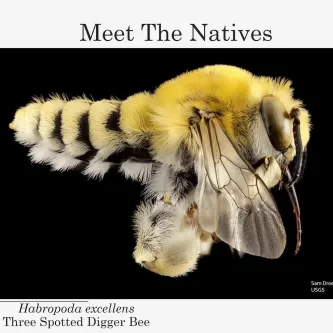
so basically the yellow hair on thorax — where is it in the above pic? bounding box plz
[251,76,311,147]
[153,65,254,112]
[150,65,256,156]
[149,64,311,160]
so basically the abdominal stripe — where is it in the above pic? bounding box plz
[106,105,121,132]
[52,111,64,144]
[77,112,93,148]
[47,101,123,162]
[76,112,98,160]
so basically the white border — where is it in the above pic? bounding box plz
[0,299,332,332]
[0,0,333,48]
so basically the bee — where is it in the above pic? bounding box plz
[9,64,311,277]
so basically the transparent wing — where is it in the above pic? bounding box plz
[192,117,286,259]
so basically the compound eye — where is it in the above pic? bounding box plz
[260,96,293,152]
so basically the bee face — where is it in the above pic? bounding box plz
[259,96,310,167]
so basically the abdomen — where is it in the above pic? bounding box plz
[9,95,152,180]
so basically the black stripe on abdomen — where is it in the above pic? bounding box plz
[76,112,98,159]
[105,146,153,164]
[52,111,64,144]
[77,112,91,147]
[106,105,121,132]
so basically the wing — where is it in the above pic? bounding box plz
[192,117,286,259]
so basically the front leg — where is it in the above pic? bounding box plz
[255,156,282,189]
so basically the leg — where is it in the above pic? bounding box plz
[132,197,203,277]
[133,164,213,277]
[143,163,198,204]
[255,156,282,189]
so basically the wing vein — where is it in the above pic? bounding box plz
[194,114,286,259]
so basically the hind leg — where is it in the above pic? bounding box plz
[132,164,213,277]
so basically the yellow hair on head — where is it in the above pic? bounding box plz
[298,108,311,147]
[251,75,311,147]
[252,76,302,113]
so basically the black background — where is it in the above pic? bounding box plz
[1,49,331,299]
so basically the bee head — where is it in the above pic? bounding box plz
[260,95,311,186]
[132,201,212,277]
[261,96,310,154]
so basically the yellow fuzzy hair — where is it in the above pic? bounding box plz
[89,99,123,150]
[39,98,66,150]
[119,92,154,145]
[148,65,311,160]
[298,108,311,147]
[9,64,311,168]
[61,99,91,157]
[10,101,45,149]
